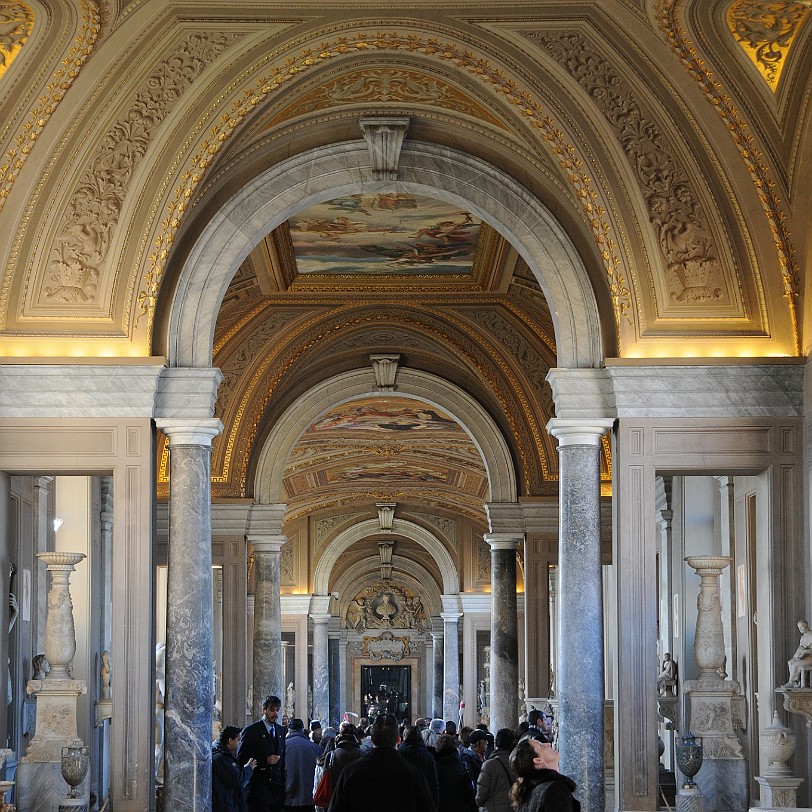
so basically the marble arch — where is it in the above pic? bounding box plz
[167,140,604,370]
[252,366,517,505]
[313,518,458,596]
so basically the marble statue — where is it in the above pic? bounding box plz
[32,653,49,681]
[101,650,111,699]
[375,593,396,626]
[286,681,295,718]
[657,653,678,696]
[781,620,812,689]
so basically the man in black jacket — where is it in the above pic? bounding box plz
[238,695,287,812]
[328,714,433,812]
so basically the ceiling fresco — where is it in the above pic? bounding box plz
[288,194,482,276]
[282,397,489,507]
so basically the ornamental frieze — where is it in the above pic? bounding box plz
[263,67,506,130]
[727,1,809,91]
[362,631,411,661]
[528,30,729,308]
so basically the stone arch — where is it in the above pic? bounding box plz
[313,518,458,595]
[252,367,517,504]
[167,141,604,370]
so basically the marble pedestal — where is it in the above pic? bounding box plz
[677,787,708,812]
[755,775,804,808]
[16,679,89,812]
[684,678,748,812]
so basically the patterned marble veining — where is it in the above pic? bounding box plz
[556,440,605,812]
[163,443,215,811]
[488,535,520,733]
[251,541,283,716]
[311,614,330,724]
[442,614,461,720]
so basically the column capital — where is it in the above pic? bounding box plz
[249,537,286,555]
[309,594,334,616]
[546,417,614,447]
[155,366,223,419]
[484,532,523,551]
[441,612,463,623]
[247,503,287,536]
[155,417,222,446]
[310,613,331,624]
[484,502,525,535]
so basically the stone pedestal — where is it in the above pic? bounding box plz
[683,555,748,812]
[755,776,804,807]
[16,679,89,812]
[17,551,89,812]
[676,787,708,812]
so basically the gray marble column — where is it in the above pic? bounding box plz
[431,619,444,719]
[442,612,462,721]
[329,617,341,726]
[310,597,331,724]
[250,538,284,718]
[155,418,222,812]
[247,503,287,718]
[485,532,522,732]
[548,418,613,812]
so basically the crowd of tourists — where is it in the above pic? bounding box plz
[212,696,578,812]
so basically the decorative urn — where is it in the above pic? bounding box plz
[760,710,796,777]
[675,731,703,789]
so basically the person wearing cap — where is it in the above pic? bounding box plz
[460,728,488,785]
[475,728,517,812]
[284,718,320,812]
[421,718,445,751]
[238,695,287,812]
[309,720,323,747]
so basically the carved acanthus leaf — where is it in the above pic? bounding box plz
[528,31,727,306]
[42,32,238,305]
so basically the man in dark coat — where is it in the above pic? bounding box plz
[238,695,287,812]
[284,717,320,811]
[327,714,433,812]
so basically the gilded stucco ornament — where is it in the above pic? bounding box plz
[656,0,801,355]
[136,29,631,350]
[0,1,99,212]
[0,2,33,78]
[727,1,810,91]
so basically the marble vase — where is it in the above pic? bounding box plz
[16,552,89,812]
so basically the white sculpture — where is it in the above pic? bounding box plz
[781,620,812,689]
[155,642,166,782]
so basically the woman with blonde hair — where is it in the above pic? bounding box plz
[508,733,579,812]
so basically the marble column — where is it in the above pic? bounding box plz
[329,617,341,726]
[442,612,461,721]
[310,599,331,725]
[485,532,522,733]
[250,538,285,717]
[155,418,221,812]
[430,618,443,719]
[548,418,613,812]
